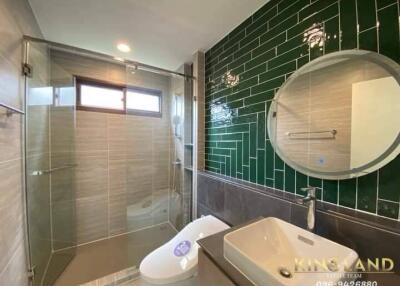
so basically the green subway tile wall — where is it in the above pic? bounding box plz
[204,0,400,220]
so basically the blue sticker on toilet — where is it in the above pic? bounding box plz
[174,240,191,257]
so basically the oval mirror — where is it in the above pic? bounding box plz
[268,50,400,180]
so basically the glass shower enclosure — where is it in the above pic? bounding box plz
[23,37,194,285]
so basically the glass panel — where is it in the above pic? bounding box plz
[80,84,124,110]
[123,65,193,233]
[24,39,193,285]
[168,64,193,231]
[25,41,52,286]
[56,86,75,106]
[25,41,77,286]
[126,90,160,112]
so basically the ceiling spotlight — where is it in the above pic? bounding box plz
[117,43,131,53]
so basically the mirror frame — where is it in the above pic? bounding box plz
[267,50,400,180]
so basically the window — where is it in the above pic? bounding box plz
[76,77,161,116]
[126,89,161,115]
[80,85,124,110]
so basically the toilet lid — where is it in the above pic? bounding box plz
[140,240,199,284]
[140,215,229,284]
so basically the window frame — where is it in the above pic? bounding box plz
[76,77,162,117]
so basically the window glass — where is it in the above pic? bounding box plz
[126,90,160,113]
[57,87,75,106]
[80,84,124,110]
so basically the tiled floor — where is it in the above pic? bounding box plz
[79,266,198,286]
[52,223,176,286]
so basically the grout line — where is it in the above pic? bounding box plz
[355,176,359,210]
[0,243,25,279]
[358,25,378,34]
[48,105,54,252]
[40,250,53,286]
[398,198,400,220]
[378,198,400,204]
[54,221,172,253]
[375,0,381,53]
[376,169,380,215]
[355,0,360,49]
[0,157,23,166]
[377,2,398,11]
[336,179,339,206]
[107,115,110,238]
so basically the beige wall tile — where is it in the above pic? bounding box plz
[126,159,152,194]
[126,191,153,232]
[0,0,44,284]
[51,151,76,203]
[51,106,75,153]
[51,200,76,250]
[0,244,28,286]
[76,111,107,152]
[0,114,21,162]
[109,192,127,236]
[76,196,108,244]
[109,159,127,195]
[0,159,23,271]
[152,160,170,191]
[107,113,126,152]
[75,151,108,199]
[26,105,50,156]
[0,54,22,108]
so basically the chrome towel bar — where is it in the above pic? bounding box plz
[0,102,25,116]
[32,164,77,176]
[286,129,337,138]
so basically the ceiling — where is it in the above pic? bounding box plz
[28,0,268,71]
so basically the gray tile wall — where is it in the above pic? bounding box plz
[0,0,43,285]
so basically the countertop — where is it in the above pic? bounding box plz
[198,219,258,286]
[197,218,400,286]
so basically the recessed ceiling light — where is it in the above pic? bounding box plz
[117,43,131,53]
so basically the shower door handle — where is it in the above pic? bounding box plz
[31,164,77,176]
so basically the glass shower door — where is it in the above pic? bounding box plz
[25,40,53,286]
[25,40,77,286]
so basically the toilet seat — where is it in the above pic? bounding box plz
[139,215,229,285]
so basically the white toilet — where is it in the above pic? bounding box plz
[139,215,230,285]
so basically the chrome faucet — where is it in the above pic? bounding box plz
[296,187,317,232]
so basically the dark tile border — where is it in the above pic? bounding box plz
[199,171,400,234]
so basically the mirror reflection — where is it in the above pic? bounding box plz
[269,51,400,179]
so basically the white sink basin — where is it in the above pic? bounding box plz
[224,217,359,286]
